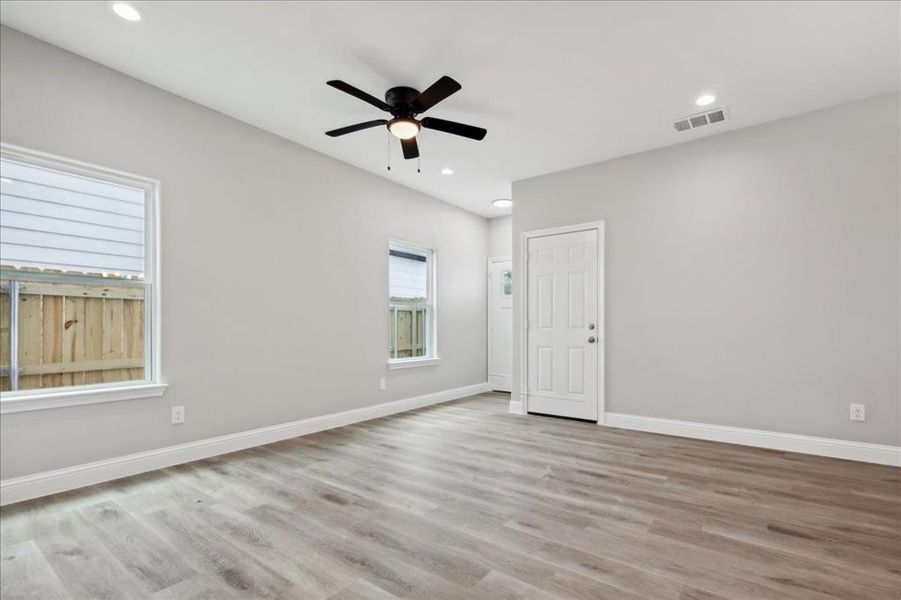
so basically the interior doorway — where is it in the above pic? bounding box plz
[488,256,513,392]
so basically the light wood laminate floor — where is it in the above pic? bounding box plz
[2,392,900,599]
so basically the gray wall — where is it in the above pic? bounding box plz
[513,93,901,445]
[487,215,512,258]
[0,26,489,479]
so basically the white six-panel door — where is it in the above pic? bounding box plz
[526,228,599,421]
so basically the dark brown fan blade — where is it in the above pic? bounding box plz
[401,137,419,160]
[325,120,388,137]
[327,80,392,112]
[420,117,487,141]
[411,76,462,113]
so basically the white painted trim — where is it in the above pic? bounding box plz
[487,255,513,392]
[387,357,442,369]
[517,221,605,423]
[605,413,901,467]
[508,399,523,414]
[0,383,168,414]
[0,382,491,506]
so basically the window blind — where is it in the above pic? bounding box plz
[0,157,146,277]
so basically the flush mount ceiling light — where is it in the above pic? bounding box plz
[492,199,513,208]
[695,94,716,107]
[111,2,143,21]
[441,167,454,175]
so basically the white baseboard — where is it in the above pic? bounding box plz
[488,374,511,392]
[605,412,901,467]
[509,392,527,415]
[0,382,491,506]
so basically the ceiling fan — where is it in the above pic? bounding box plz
[325,76,487,160]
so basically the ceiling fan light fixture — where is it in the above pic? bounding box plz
[325,76,486,162]
[387,118,420,140]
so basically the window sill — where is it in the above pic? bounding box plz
[0,383,169,414]
[387,357,442,370]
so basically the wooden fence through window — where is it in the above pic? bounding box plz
[389,305,427,359]
[0,278,145,391]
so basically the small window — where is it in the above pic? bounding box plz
[502,270,513,296]
[388,243,435,362]
[0,148,158,396]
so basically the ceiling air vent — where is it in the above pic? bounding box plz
[707,109,725,123]
[689,115,708,128]
[673,108,727,132]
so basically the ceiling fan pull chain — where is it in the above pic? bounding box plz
[386,131,391,171]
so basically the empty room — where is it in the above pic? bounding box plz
[0,2,899,599]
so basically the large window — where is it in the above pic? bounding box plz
[388,242,436,366]
[0,146,161,407]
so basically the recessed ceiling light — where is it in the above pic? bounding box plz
[112,2,143,22]
[440,168,454,175]
[695,94,716,107]
[492,199,512,208]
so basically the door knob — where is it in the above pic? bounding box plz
[588,336,596,343]
[588,322,596,330]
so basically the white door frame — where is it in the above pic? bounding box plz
[488,255,513,391]
[517,221,606,424]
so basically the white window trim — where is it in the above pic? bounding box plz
[0,143,166,413]
[387,357,442,370]
[387,239,438,368]
[0,383,168,414]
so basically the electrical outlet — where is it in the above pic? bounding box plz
[379,378,387,391]
[171,405,185,425]
[849,403,866,422]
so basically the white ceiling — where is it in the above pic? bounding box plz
[1,1,898,217]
